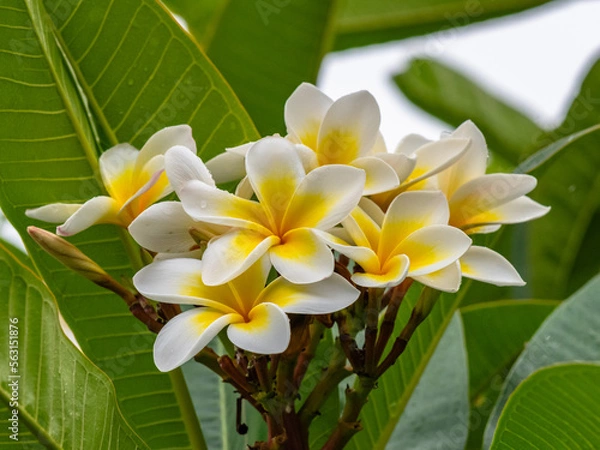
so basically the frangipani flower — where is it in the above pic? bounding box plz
[26,125,196,236]
[133,257,360,372]
[178,136,366,285]
[370,133,471,210]
[435,121,550,233]
[129,146,227,256]
[207,83,404,195]
[319,192,472,290]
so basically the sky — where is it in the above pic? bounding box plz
[319,0,600,148]
[3,0,600,248]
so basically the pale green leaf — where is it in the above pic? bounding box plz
[484,275,600,447]
[205,0,338,134]
[490,363,600,449]
[0,242,149,449]
[387,313,469,450]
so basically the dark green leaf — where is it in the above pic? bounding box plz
[205,0,338,134]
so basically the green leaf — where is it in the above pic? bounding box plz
[161,0,224,48]
[460,299,558,449]
[0,242,149,449]
[490,363,600,449]
[333,0,555,51]
[394,58,544,167]
[346,287,464,449]
[205,0,338,134]
[525,59,600,299]
[483,275,600,447]
[0,0,257,447]
[387,313,469,450]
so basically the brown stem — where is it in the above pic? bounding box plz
[335,311,363,371]
[373,279,413,363]
[254,355,272,393]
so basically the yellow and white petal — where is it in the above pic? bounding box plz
[285,83,333,149]
[154,308,240,372]
[460,246,525,286]
[136,124,196,173]
[466,224,502,235]
[246,137,305,227]
[412,261,462,293]
[202,229,279,286]
[137,154,172,201]
[99,144,139,204]
[227,303,291,354]
[314,229,381,274]
[317,91,380,165]
[128,202,197,253]
[402,138,470,189]
[258,273,360,314]
[352,156,400,195]
[56,196,120,236]
[359,197,385,226]
[449,174,538,229]
[165,146,215,195]
[439,120,489,196]
[133,258,239,313]
[375,152,416,185]
[120,167,169,218]
[462,196,550,231]
[270,228,334,284]
[379,191,450,260]
[205,151,247,184]
[179,180,271,234]
[282,165,365,232]
[342,206,381,250]
[394,225,471,277]
[352,254,409,288]
[227,256,272,311]
[394,133,431,156]
[25,203,82,223]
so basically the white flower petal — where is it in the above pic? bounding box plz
[282,165,365,231]
[413,261,462,293]
[133,258,240,312]
[270,228,334,284]
[246,137,305,227]
[154,308,239,372]
[165,146,215,196]
[293,144,319,172]
[395,225,471,277]
[317,91,381,164]
[375,152,416,185]
[395,133,431,156]
[464,196,550,231]
[179,180,270,234]
[26,203,82,223]
[98,144,138,201]
[352,254,410,288]
[201,229,279,286]
[358,197,385,226]
[227,303,291,354]
[352,156,400,195]
[449,174,538,229]
[379,191,450,258]
[56,196,120,236]
[205,151,247,184]
[314,229,381,274]
[259,273,360,314]
[154,249,205,261]
[234,176,254,199]
[136,124,196,172]
[128,202,197,253]
[371,131,388,154]
[284,83,332,146]
[460,246,525,286]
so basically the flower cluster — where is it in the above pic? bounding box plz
[27,83,549,372]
